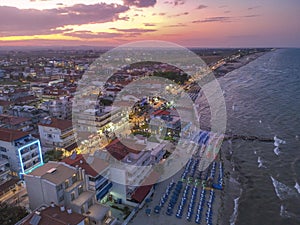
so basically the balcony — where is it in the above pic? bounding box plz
[96,182,112,201]
[0,167,10,177]
[71,191,94,208]
[65,180,84,193]
[15,136,37,148]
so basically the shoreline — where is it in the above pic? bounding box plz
[213,50,270,78]
[215,50,271,225]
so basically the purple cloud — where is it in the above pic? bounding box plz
[163,0,185,6]
[196,5,208,10]
[243,14,260,18]
[248,6,260,10]
[174,0,185,6]
[169,12,189,17]
[0,4,129,37]
[110,28,157,33]
[144,23,156,27]
[123,0,157,7]
[64,31,123,39]
[192,16,233,23]
[165,23,187,28]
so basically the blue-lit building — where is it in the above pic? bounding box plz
[62,153,112,203]
[0,128,43,177]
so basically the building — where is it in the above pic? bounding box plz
[16,204,86,225]
[0,100,11,114]
[150,142,166,164]
[0,158,10,184]
[0,114,33,131]
[106,139,160,207]
[40,96,72,120]
[0,128,43,177]
[38,117,77,154]
[62,153,112,203]
[10,105,48,127]
[24,161,117,225]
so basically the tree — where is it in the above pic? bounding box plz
[43,149,64,162]
[0,202,28,225]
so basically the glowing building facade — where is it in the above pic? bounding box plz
[0,128,43,177]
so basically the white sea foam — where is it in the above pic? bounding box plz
[230,195,241,225]
[258,157,263,168]
[280,205,292,218]
[274,136,286,146]
[270,176,298,200]
[273,147,280,156]
[294,182,300,194]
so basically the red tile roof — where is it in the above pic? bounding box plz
[15,95,37,103]
[106,139,144,161]
[38,118,72,131]
[131,171,160,203]
[22,205,86,225]
[0,114,30,126]
[153,110,170,116]
[62,154,109,177]
[0,100,11,106]
[0,127,29,142]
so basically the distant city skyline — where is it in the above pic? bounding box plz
[0,0,299,47]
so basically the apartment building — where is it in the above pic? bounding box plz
[62,153,113,203]
[24,161,117,225]
[0,114,33,131]
[40,96,72,120]
[0,128,43,176]
[106,139,160,207]
[16,204,86,225]
[0,158,10,184]
[38,117,77,154]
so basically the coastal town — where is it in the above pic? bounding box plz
[0,48,269,225]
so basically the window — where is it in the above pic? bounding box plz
[64,179,69,189]
[59,195,64,202]
[81,206,85,214]
[0,147,7,152]
[78,185,83,195]
[57,184,63,191]
[72,173,77,184]
[88,198,93,208]
[71,192,75,201]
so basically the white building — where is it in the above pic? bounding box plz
[0,128,43,177]
[0,158,10,184]
[24,161,117,225]
[38,117,76,153]
[16,204,86,225]
[106,139,160,207]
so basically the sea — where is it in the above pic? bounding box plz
[217,49,300,225]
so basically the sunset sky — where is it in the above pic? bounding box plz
[0,0,299,47]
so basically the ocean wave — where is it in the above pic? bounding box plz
[274,147,280,156]
[274,136,286,147]
[295,182,300,194]
[280,204,300,221]
[270,176,298,200]
[258,157,265,168]
[229,194,241,225]
[229,177,240,185]
[280,205,292,218]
